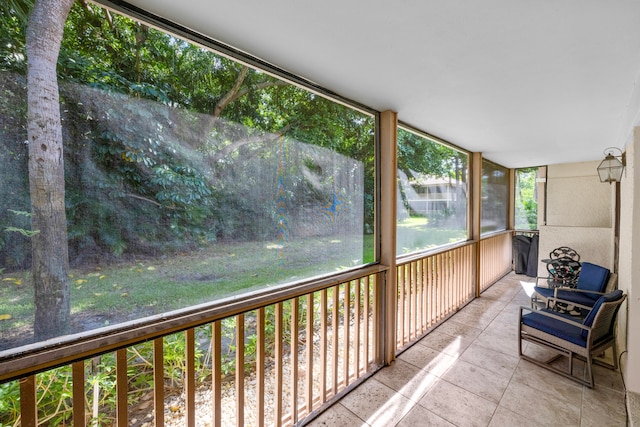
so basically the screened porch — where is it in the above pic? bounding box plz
[1,0,637,425]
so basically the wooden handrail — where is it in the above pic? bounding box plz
[0,264,388,383]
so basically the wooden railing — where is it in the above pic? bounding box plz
[479,231,513,292]
[395,232,514,351]
[395,243,477,351]
[1,233,515,426]
[0,266,386,427]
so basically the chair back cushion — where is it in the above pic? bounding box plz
[576,262,610,299]
[581,289,623,338]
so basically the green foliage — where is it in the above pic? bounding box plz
[515,167,538,230]
[3,209,38,237]
[397,128,464,179]
[0,380,20,426]
[1,210,35,236]
[1,2,377,269]
[1,0,374,363]
[0,2,29,74]
[0,210,36,272]
[0,367,75,427]
[0,70,30,270]
[0,335,210,426]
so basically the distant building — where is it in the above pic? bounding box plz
[398,169,466,217]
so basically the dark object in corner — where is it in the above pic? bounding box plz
[513,234,538,277]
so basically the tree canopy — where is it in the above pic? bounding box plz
[0,2,380,268]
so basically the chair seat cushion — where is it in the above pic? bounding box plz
[521,310,587,347]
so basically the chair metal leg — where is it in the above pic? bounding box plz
[586,354,594,389]
[519,334,595,388]
[568,351,573,376]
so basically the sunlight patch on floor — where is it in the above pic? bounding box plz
[520,280,536,297]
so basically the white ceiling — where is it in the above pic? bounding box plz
[120,0,640,168]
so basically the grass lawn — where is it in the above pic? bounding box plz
[397,216,466,255]
[0,234,375,349]
[0,222,465,350]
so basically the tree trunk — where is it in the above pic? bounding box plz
[26,0,74,340]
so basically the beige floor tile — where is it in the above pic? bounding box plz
[480,286,519,302]
[590,362,625,391]
[469,297,508,313]
[492,303,525,325]
[432,319,483,341]
[396,404,455,427]
[470,298,506,314]
[474,326,521,358]
[581,386,627,427]
[460,343,520,378]
[519,339,563,361]
[484,316,520,336]
[499,380,581,427]
[442,359,510,403]
[373,359,439,402]
[449,307,496,330]
[397,343,458,377]
[418,328,475,357]
[512,359,583,407]
[510,279,533,289]
[306,403,367,427]
[510,289,536,306]
[510,288,531,300]
[418,379,497,427]
[339,378,413,427]
[488,405,542,427]
[511,296,536,308]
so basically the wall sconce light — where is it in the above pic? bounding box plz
[597,147,625,184]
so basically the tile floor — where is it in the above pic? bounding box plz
[307,273,628,427]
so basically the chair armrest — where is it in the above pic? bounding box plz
[552,288,606,303]
[553,288,606,296]
[519,306,589,331]
[546,297,592,311]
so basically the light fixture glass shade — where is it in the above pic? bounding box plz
[597,154,624,183]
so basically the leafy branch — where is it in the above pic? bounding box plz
[3,210,39,237]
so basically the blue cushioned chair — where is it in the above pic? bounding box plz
[532,262,612,311]
[519,289,626,388]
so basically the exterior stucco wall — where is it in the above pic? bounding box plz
[619,128,640,394]
[537,161,615,277]
[537,226,614,277]
[545,162,613,228]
